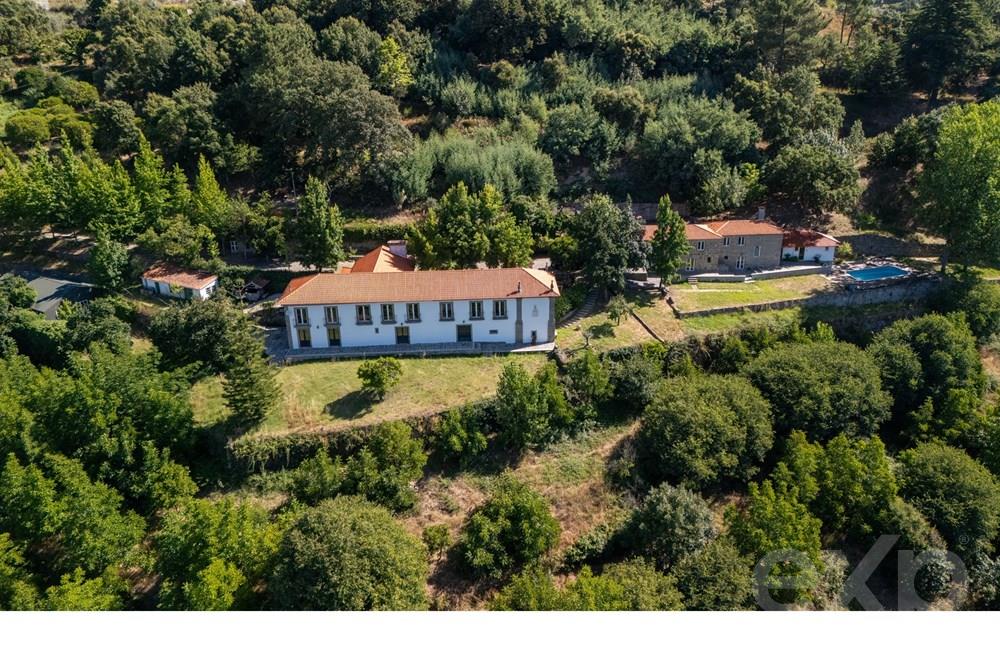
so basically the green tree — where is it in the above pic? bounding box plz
[868,313,986,440]
[295,176,346,271]
[5,111,50,148]
[460,474,560,578]
[899,442,1000,557]
[269,496,429,610]
[155,498,282,610]
[343,421,427,511]
[572,194,646,295]
[744,341,890,441]
[494,361,567,449]
[726,478,823,603]
[637,374,774,490]
[917,101,1000,267]
[731,66,845,147]
[673,537,754,610]
[750,0,829,71]
[190,154,230,235]
[88,229,129,291]
[765,141,861,215]
[648,194,688,280]
[429,406,488,465]
[374,36,413,98]
[607,295,628,325]
[357,357,402,402]
[222,321,280,429]
[93,100,141,156]
[626,484,716,571]
[903,0,992,101]
[777,431,897,540]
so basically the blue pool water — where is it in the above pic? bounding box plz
[848,266,909,282]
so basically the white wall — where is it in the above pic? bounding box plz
[285,297,554,350]
[782,246,836,263]
[142,278,216,301]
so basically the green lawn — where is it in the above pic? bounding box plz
[670,274,831,313]
[556,310,655,353]
[192,354,548,433]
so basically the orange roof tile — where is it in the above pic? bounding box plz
[277,268,560,306]
[142,263,218,290]
[350,246,416,273]
[702,219,784,236]
[783,229,840,248]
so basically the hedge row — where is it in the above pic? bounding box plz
[343,220,416,244]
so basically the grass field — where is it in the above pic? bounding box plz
[192,354,548,433]
[669,274,831,312]
[678,307,805,335]
[556,310,655,352]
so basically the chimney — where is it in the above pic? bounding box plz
[517,281,522,294]
[387,240,408,257]
[756,206,766,221]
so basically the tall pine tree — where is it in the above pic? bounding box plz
[222,313,280,428]
[751,0,829,72]
[903,0,991,101]
[296,176,345,271]
[649,195,689,281]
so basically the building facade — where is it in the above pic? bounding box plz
[644,219,785,274]
[141,264,219,300]
[782,230,840,263]
[277,268,559,351]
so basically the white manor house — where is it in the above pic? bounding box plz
[276,264,560,352]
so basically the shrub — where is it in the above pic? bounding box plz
[607,350,663,412]
[428,405,488,465]
[422,524,451,558]
[637,374,774,490]
[492,560,683,611]
[269,496,429,610]
[459,475,560,578]
[357,357,403,401]
[673,537,754,610]
[899,443,1000,558]
[626,484,717,571]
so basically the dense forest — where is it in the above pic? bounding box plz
[4,0,1000,610]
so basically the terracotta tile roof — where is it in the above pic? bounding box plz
[702,219,784,236]
[641,223,722,242]
[277,268,560,306]
[783,229,840,248]
[350,246,416,273]
[142,263,218,290]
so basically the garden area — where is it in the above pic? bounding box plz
[191,354,548,434]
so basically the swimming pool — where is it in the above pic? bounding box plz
[847,266,910,282]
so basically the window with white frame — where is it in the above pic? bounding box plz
[493,300,508,319]
[753,245,761,257]
[229,240,240,254]
[356,304,372,324]
[470,300,484,320]
[380,303,396,323]
[736,255,745,269]
[723,237,730,247]
[406,303,421,321]
[737,236,745,246]
[686,256,695,270]
[696,241,705,251]
[324,306,339,324]
[293,307,309,326]
[439,302,454,321]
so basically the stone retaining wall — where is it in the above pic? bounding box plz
[674,277,939,319]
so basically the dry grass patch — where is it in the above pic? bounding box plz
[557,311,655,353]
